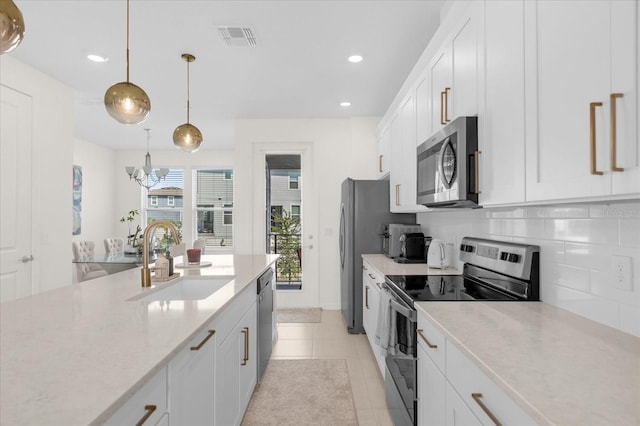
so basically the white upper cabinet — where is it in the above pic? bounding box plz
[524,0,638,202]
[377,125,391,179]
[429,6,479,134]
[478,0,526,205]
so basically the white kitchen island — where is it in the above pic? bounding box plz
[0,254,278,426]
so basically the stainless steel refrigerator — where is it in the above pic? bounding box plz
[339,178,416,333]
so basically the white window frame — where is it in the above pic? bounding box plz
[167,195,175,207]
[289,175,299,190]
[150,195,158,206]
[193,168,234,251]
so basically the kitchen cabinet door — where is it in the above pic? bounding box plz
[169,326,217,425]
[429,48,452,134]
[445,383,481,426]
[377,126,391,179]
[362,260,386,376]
[104,367,167,426]
[524,0,638,202]
[478,0,526,205]
[417,343,446,426]
[239,301,258,413]
[415,72,432,145]
[389,112,403,212]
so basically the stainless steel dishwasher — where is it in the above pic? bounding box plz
[257,268,274,382]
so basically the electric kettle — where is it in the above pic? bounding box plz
[427,238,448,269]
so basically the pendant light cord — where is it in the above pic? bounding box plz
[186,59,191,123]
[126,0,130,83]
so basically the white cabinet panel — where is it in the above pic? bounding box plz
[362,260,387,376]
[104,368,167,426]
[417,342,446,426]
[451,14,478,118]
[445,383,482,426]
[478,0,526,205]
[525,0,638,201]
[169,327,216,425]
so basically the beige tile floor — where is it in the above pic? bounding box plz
[270,310,394,426]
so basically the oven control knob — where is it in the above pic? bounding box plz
[500,252,509,261]
[508,253,520,263]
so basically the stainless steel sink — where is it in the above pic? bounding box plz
[129,277,234,302]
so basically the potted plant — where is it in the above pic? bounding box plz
[120,209,142,253]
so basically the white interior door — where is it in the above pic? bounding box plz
[253,142,318,308]
[0,85,33,302]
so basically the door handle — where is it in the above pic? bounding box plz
[241,327,249,365]
[19,255,34,263]
[590,101,604,175]
[365,286,369,309]
[443,87,451,123]
[474,150,481,194]
[610,93,624,172]
[440,90,446,125]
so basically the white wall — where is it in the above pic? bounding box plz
[72,138,117,248]
[0,56,74,294]
[417,202,640,337]
[234,117,379,309]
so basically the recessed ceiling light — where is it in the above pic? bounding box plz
[87,54,109,63]
[348,55,363,63]
[340,101,351,107]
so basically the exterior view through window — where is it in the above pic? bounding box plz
[145,169,184,252]
[194,169,234,251]
[266,155,302,290]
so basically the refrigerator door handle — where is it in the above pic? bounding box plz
[339,203,346,268]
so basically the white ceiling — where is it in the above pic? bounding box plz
[7,0,444,151]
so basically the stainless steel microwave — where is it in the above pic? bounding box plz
[416,116,479,207]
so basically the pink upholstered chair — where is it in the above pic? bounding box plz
[72,241,108,282]
[104,237,124,254]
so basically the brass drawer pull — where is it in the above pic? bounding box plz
[440,90,446,125]
[471,393,502,426]
[417,328,437,349]
[365,286,369,309]
[190,330,215,351]
[474,150,481,194]
[135,405,157,426]
[379,154,384,172]
[590,101,604,175]
[610,93,624,172]
[395,184,400,206]
[443,87,451,123]
[241,327,249,365]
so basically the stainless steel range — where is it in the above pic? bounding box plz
[382,237,540,426]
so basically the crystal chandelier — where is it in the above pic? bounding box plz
[125,129,169,190]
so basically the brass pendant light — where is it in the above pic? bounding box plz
[104,0,150,124]
[173,53,203,153]
[0,0,25,54]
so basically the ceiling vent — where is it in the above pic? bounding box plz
[217,26,257,47]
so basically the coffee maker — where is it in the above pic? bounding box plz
[395,232,431,263]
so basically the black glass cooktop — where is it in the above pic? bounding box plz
[385,274,518,305]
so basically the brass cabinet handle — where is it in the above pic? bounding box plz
[365,286,369,309]
[474,150,481,194]
[440,90,446,125]
[395,184,400,206]
[417,328,437,349]
[241,327,249,365]
[135,405,157,426]
[471,393,502,426]
[444,87,451,123]
[368,273,375,280]
[610,93,624,172]
[378,154,384,172]
[190,330,215,351]
[590,102,604,175]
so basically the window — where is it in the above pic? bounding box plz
[270,205,283,229]
[291,205,300,220]
[289,175,299,190]
[145,169,184,251]
[194,169,234,250]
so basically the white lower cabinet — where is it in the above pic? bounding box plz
[215,287,258,426]
[362,260,386,376]
[169,326,217,425]
[417,311,536,426]
[104,367,168,426]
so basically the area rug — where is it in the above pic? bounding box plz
[242,359,358,426]
[277,307,322,323]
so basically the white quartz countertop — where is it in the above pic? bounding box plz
[0,254,278,426]
[415,302,640,425]
[362,253,462,276]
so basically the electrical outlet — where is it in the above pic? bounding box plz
[611,255,633,291]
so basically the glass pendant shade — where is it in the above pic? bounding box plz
[173,123,203,153]
[104,81,151,124]
[0,0,25,54]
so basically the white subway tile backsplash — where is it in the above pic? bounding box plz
[619,220,640,248]
[417,201,640,337]
[545,219,618,245]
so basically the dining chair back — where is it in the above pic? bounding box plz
[104,237,124,253]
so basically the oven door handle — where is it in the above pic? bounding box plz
[389,298,416,321]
